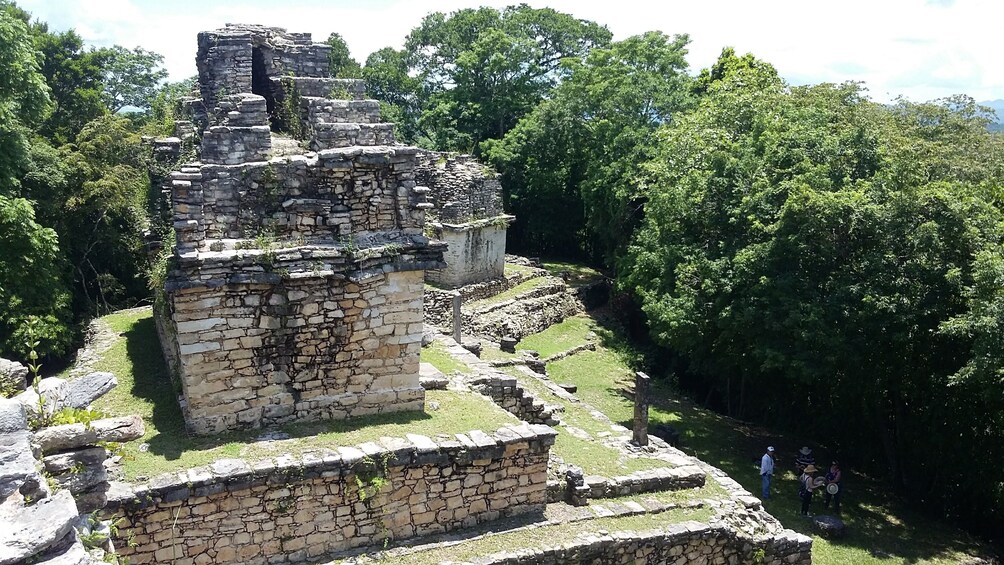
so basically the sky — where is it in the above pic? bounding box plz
[16,0,1004,104]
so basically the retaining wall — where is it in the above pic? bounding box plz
[107,424,555,564]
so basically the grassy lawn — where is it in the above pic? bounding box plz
[91,309,515,481]
[466,276,549,309]
[420,341,472,375]
[515,315,597,358]
[540,260,604,288]
[540,314,994,565]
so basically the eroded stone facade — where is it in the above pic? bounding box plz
[416,153,514,288]
[159,25,444,435]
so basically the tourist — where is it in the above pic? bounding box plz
[795,446,815,473]
[799,464,818,516]
[823,460,842,513]
[760,446,775,500]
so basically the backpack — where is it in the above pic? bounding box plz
[797,475,809,498]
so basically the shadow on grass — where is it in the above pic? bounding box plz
[122,316,433,463]
[558,310,992,563]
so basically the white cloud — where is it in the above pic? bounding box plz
[16,0,1004,102]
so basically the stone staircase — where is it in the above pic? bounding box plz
[274,77,397,152]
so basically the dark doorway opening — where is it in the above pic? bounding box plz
[251,46,277,130]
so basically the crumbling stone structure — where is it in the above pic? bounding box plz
[416,153,514,288]
[159,25,444,435]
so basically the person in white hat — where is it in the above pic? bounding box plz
[795,446,815,473]
[760,446,776,500]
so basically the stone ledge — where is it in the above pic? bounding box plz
[106,422,556,511]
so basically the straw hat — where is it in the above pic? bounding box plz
[799,446,812,455]
[803,464,818,473]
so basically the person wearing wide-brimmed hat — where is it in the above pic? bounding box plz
[795,446,815,473]
[798,464,819,516]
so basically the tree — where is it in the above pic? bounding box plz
[487,31,693,262]
[101,45,167,113]
[363,47,425,144]
[621,51,1004,538]
[325,32,361,78]
[0,6,50,194]
[0,195,73,359]
[399,4,611,152]
[30,26,108,144]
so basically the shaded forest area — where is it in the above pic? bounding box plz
[1,2,1001,545]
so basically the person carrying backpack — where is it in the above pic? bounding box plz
[799,464,819,516]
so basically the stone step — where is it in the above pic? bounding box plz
[310,122,396,150]
[302,97,383,124]
[276,76,366,100]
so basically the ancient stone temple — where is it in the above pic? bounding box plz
[415,153,514,288]
[158,24,444,435]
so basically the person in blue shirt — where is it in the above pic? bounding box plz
[760,446,775,499]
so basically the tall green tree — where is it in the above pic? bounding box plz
[0,6,49,194]
[363,47,425,144]
[487,31,693,262]
[325,32,361,78]
[399,4,611,152]
[101,45,167,112]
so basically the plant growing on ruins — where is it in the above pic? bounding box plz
[277,78,307,140]
[50,407,106,428]
[354,454,391,503]
[24,317,50,429]
[327,84,350,100]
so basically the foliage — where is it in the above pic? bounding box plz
[621,50,1004,538]
[487,31,693,262]
[101,45,168,113]
[325,32,361,78]
[0,6,50,195]
[375,5,611,152]
[363,47,425,144]
[149,76,196,136]
[0,197,73,359]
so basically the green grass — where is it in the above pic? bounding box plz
[537,313,993,565]
[515,315,598,358]
[503,262,538,277]
[90,309,516,480]
[420,341,472,375]
[382,506,715,565]
[466,276,548,309]
[497,367,670,479]
[541,260,604,287]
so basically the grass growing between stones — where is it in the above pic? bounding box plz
[90,308,516,481]
[515,315,597,358]
[420,341,472,375]
[503,262,538,277]
[374,506,715,565]
[465,276,549,309]
[534,313,994,565]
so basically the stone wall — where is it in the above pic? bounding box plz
[170,147,429,251]
[463,282,584,341]
[469,374,559,426]
[448,521,812,565]
[415,152,513,288]
[107,424,556,564]
[167,270,427,435]
[414,153,505,224]
[425,266,544,327]
[426,220,510,288]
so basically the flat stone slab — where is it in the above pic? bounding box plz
[33,415,144,453]
[813,514,846,538]
[0,489,78,565]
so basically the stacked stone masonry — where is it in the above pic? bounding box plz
[449,522,812,565]
[106,424,556,564]
[416,152,514,288]
[162,24,445,435]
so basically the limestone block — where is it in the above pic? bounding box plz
[0,489,77,565]
[62,371,117,409]
[0,358,28,394]
[33,415,144,453]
